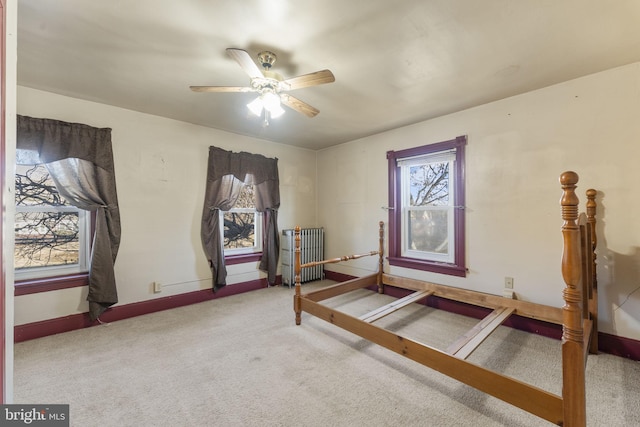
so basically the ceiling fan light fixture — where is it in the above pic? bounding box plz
[247,90,285,119]
[268,102,285,118]
[262,91,281,111]
[247,97,264,117]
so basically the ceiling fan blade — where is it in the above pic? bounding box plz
[226,48,264,79]
[280,94,320,117]
[190,86,254,93]
[283,69,335,91]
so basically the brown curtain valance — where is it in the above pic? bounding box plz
[17,115,115,172]
[206,146,280,211]
[206,146,279,184]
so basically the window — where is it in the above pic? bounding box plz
[221,184,262,255]
[202,146,280,287]
[387,136,466,277]
[15,164,91,280]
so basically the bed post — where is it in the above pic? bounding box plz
[294,226,302,325]
[377,221,385,294]
[560,171,586,427]
[586,188,598,354]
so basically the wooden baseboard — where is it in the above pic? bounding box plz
[598,332,640,361]
[324,270,357,283]
[15,278,271,342]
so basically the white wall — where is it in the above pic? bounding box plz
[15,86,318,325]
[317,62,640,341]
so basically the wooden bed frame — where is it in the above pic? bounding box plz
[293,171,598,427]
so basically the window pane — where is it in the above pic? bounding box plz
[224,212,256,249]
[15,211,80,268]
[407,209,449,255]
[409,162,449,206]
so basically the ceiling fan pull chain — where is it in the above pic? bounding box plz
[263,110,270,127]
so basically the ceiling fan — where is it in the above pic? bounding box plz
[190,48,335,124]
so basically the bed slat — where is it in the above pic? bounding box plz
[359,290,433,323]
[446,306,515,360]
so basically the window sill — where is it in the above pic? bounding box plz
[15,273,89,296]
[225,252,262,265]
[387,256,467,277]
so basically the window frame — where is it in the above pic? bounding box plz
[220,208,264,255]
[14,163,94,294]
[223,211,267,265]
[387,135,467,277]
[220,183,265,265]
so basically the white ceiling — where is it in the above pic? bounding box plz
[17,0,640,150]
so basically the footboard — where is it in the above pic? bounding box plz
[293,222,384,325]
[291,171,597,427]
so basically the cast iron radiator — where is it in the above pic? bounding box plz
[281,227,324,287]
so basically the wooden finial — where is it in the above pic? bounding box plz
[560,171,579,224]
[559,170,579,187]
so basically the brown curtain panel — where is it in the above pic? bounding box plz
[17,115,121,321]
[201,146,280,290]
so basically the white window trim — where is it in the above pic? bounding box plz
[399,151,456,264]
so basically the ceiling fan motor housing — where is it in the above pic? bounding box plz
[258,51,277,69]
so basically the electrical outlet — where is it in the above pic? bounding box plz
[153,282,162,293]
[504,277,514,289]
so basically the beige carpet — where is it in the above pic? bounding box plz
[14,281,640,426]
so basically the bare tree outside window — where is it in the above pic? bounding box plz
[223,184,261,251]
[409,163,449,206]
[15,164,81,270]
[223,212,255,248]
